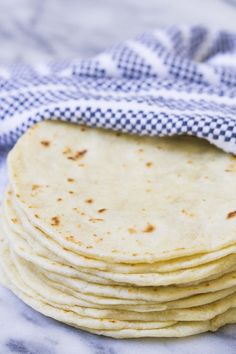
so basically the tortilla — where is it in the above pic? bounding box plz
[8,121,236,263]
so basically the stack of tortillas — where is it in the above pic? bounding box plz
[1,121,236,338]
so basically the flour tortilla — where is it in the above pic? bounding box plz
[5,191,236,274]
[8,121,236,263]
[3,218,236,305]
[0,246,176,330]
[2,226,236,314]
[2,219,114,285]
[5,245,236,323]
[1,250,236,338]
[5,195,236,287]
[85,309,236,338]
[10,246,236,311]
[60,255,236,287]
[3,242,236,321]
[4,206,236,287]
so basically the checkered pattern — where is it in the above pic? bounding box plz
[1,25,236,153]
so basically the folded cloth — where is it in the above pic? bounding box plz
[1,25,236,153]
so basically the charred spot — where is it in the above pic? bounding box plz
[40,140,50,147]
[146,162,153,167]
[227,211,236,219]
[98,208,107,213]
[85,198,93,204]
[67,149,87,161]
[143,223,155,233]
[51,216,60,226]
[67,178,74,183]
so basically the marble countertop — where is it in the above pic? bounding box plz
[1,0,236,353]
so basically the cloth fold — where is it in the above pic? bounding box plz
[1,25,236,153]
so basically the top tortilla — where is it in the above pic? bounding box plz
[7,121,236,263]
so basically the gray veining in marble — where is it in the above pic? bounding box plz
[0,0,236,353]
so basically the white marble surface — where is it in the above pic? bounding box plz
[1,0,236,353]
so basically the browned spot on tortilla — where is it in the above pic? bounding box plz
[11,218,18,224]
[98,208,107,213]
[40,140,50,147]
[181,209,194,217]
[225,158,236,172]
[143,223,155,233]
[86,245,93,249]
[51,216,60,226]
[63,247,70,251]
[146,162,153,167]
[73,207,85,216]
[225,167,235,172]
[66,235,74,241]
[34,214,40,219]
[68,191,74,194]
[67,178,74,182]
[128,228,137,234]
[63,147,72,155]
[89,218,104,223]
[32,184,40,191]
[227,211,236,219]
[67,149,87,161]
[57,198,62,202]
[85,198,93,204]
[66,236,82,246]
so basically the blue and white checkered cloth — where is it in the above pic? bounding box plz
[1,25,236,153]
